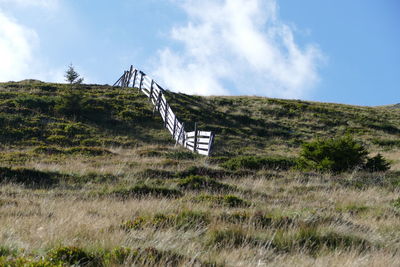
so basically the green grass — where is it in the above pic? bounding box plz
[1,81,400,157]
[0,81,399,266]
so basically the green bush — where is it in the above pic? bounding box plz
[0,167,58,187]
[221,155,295,171]
[105,247,132,265]
[392,197,400,209]
[365,153,390,172]
[13,95,56,113]
[122,216,148,230]
[47,135,71,146]
[33,145,64,155]
[297,136,390,173]
[55,92,84,117]
[0,257,59,267]
[0,246,16,257]
[47,246,99,266]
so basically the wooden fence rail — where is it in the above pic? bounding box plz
[113,66,215,156]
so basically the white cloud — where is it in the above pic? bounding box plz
[0,0,59,9]
[154,0,324,98]
[0,1,75,83]
[0,10,39,82]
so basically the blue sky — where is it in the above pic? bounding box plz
[0,0,398,106]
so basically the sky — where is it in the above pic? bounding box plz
[0,0,398,106]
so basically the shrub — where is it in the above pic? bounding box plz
[80,98,112,122]
[392,197,400,209]
[105,247,132,265]
[297,136,389,173]
[118,107,152,123]
[0,257,59,267]
[55,92,84,117]
[80,138,102,146]
[33,145,64,155]
[0,246,16,257]
[47,246,98,266]
[364,153,390,172]
[46,135,71,146]
[130,247,185,266]
[221,155,295,171]
[13,95,56,113]
[122,216,147,230]
[0,167,58,187]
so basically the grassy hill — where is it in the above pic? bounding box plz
[0,81,399,266]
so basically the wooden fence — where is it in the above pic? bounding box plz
[113,66,215,156]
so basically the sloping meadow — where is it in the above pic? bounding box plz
[0,81,400,266]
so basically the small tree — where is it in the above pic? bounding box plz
[297,136,390,173]
[65,64,84,84]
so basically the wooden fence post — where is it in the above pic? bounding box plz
[176,122,184,146]
[164,103,168,127]
[132,70,137,88]
[172,117,177,140]
[139,71,144,91]
[149,80,154,100]
[121,71,126,87]
[154,91,162,115]
[208,132,215,156]
[193,122,198,152]
[113,73,124,86]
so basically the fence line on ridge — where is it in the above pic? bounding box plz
[113,65,215,156]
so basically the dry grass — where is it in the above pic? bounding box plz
[0,145,399,266]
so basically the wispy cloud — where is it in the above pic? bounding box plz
[0,10,38,82]
[154,0,324,98]
[0,0,59,9]
[0,1,72,83]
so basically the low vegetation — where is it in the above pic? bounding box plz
[297,136,391,173]
[0,81,399,266]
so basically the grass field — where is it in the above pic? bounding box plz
[0,81,399,266]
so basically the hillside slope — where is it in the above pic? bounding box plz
[1,81,400,157]
[0,81,399,266]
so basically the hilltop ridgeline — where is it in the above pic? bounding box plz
[0,81,400,156]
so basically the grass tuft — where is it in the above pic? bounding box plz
[109,184,183,199]
[178,175,235,192]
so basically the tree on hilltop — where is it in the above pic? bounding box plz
[65,64,84,84]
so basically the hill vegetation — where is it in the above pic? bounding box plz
[0,81,399,266]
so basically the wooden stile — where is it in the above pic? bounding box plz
[113,66,215,156]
